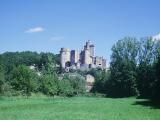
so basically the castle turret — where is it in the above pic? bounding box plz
[83,40,92,65]
[84,49,91,65]
[70,50,79,65]
[89,44,94,58]
[60,48,70,68]
[84,40,91,50]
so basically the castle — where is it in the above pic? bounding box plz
[60,40,106,70]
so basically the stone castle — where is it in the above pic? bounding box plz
[60,40,106,70]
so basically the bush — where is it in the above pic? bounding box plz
[58,73,86,97]
[39,74,59,96]
[10,65,39,96]
[58,75,74,97]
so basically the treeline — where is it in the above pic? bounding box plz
[0,37,160,100]
[0,52,86,97]
[92,37,160,100]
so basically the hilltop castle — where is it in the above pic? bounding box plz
[60,40,106,70]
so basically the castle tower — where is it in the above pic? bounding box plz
[83,41,92,65]
[89,44,94,58]
[84,40,91,50]
[84,49,91,65]
[70,50,79,65]
[60,48,70,68]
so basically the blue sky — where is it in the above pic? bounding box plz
[0,0,160,62]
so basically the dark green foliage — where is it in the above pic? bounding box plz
[153,56,160,99]
[89,68,109,93]
[107,37,160,99]
[1,52,59,75]
[136,38,160,99]
[0,51,87,97]
[137,63,156,98]
[40,53,61,75]
[108,37,139,97]
[0,56,5,94]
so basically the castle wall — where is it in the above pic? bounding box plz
[94,56,103,68]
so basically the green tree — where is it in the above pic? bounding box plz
[58,75,74,97]
[39,74,59,96]
[11,65,39,96]
[89,68,109,93]
[153,56,160,99]
[68,73,86,94]
[40,52,60,74]
[137,38,157,98]
[0,56,5,94]
[109,37,139,97]
[0,51,62,96]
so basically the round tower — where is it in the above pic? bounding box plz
[83,40,92,65]
[84,48,91,65]
[60,48,70,68]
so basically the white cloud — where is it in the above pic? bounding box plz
[25,27,44,33]
[152,33,160,41]
[50,36,64,42]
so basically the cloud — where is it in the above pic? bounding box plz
[50,36,64,42]
[25,27,44,33]
[152,33,160,41]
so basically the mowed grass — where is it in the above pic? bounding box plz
[0,96,160,120]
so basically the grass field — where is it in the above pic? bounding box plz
[0,96,160,120]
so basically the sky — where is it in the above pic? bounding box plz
[0,0,160,62]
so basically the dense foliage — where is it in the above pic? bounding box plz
[105,37,160,99]
[0,52,86,97]
[90,37,160,100]
[107,37,139,97]
[137,38,160,99]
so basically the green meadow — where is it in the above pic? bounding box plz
[0,97,160,120]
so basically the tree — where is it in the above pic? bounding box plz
[11,65,39,96]
[0,56,5,94]
[58,74,74,97]
[89,68,109,93]
[68,73,86,94]
[40,52,60,74]
[108,37,139,97]
[153,56,160,99]
[137,38,157,98]
[39,74,59,96]
[0,51,61,96]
